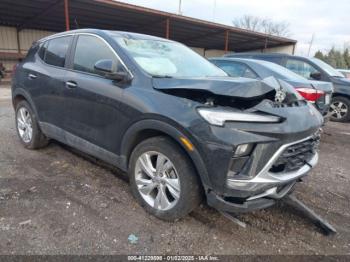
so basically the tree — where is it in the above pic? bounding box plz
[314,47,350,69]
[344,48,350,69]
[335,50,347,69]
[314,50,324,61]
[325,48,339,68]
[232,15,290,37]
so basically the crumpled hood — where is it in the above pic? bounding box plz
[153,77,276,98]
[153,76,301,103]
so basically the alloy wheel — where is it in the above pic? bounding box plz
[330,101,348,120]
[134,151,180,211]
[17,107,33,143]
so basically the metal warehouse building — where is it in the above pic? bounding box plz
[0,0,297,78]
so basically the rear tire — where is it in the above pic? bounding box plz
[129,136,202,221]
[15,100,48,149]
[329,96,350,122]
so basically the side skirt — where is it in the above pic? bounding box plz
[39,122,127,171]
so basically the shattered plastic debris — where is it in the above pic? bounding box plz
[128,234,139,244]
[19,219,31,226]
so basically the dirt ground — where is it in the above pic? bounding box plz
[0,86,349,255]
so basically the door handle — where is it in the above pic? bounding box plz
[28,73,37,79]
[65,81,77,89]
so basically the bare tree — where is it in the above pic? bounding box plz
[233,15,290,37]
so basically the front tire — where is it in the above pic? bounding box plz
[129,136,202,221]
[15,100,48,149]
[329,96,350,122]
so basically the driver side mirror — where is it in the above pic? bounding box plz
[310,72,321,80]
[94,59,131,82]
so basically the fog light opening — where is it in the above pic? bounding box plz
[234,143,254,157]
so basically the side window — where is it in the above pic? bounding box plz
[258,56,281,64]
[215,61,258,79]
[38,41,48,60]
[286,59,319,79]
[73,35,122,75]
[43,36,72,67]
[242,67,259,79]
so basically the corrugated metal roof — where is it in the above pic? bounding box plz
[0,0,296,52]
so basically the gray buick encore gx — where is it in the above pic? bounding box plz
[12,29,323,220]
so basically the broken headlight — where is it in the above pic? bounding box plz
[197,108,281,126]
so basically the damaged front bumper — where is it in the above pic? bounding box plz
[226,136,319,192]
[206,134,320,213]
[155,76,323,213]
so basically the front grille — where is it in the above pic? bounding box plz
[269,135,320,173]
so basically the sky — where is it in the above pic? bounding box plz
[117,0,350,56]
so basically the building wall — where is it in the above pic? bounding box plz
[191,44,295,58]
[0,26,54,53]
[190,47,205,56]
[0,26,295,72]
[0,26,54,70]
[19,28,53,52]
[191,45,295,58]
[249,44,295,54]
[0,26,18,53]
[204,49,226,58]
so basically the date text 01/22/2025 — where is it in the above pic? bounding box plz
[127,255,220,261]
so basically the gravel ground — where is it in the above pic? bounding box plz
[0,86,349,255]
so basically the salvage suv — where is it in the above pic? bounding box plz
[12,29,323,221]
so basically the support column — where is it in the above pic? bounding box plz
[165,18,170,39]
[263,38,268,52]
[224,30,229,52]
[64,0,70,31]
[16,28,21,54]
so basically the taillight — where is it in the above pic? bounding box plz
[295,87,324,102]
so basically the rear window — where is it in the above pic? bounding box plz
[213,60,259,79]
[256,56,282,64]
[39,36,72,67]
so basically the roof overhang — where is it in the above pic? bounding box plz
[0,0,297,52]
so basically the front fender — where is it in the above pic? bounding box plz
[333,84,350,96]
[120,119,210,189]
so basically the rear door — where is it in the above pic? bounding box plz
[32,35,73,128]
[62,34,128,154]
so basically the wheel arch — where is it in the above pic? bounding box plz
[120,119,210,189]
[12,88,39,119]
[332,93,350,100]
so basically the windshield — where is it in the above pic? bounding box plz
[113,37,227,78]
[310,58,344,77]
[257,60,308,81]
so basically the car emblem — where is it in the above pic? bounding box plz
[275,88,286,103]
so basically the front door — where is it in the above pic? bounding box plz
[62,34,128,155]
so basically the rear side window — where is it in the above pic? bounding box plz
[40,36,72,67]
[214,61,259,79]
[38,42,48,60]
[286,59,319,79]
[255,56,281,65]
[73,35,120,75]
